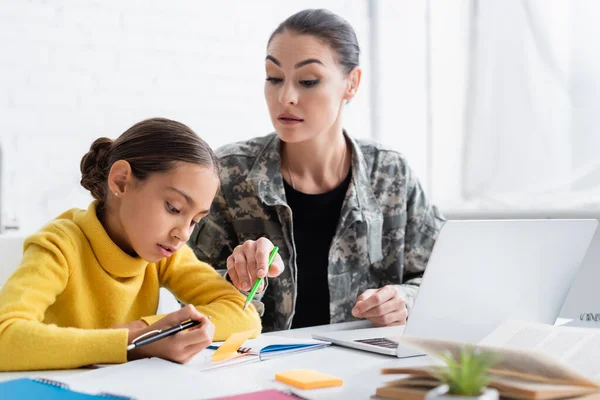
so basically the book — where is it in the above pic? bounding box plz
[186,333,331,371]
[0,377,134,400]
[374,375,437,400]
[375,320,600,400]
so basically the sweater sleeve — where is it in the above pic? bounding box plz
[142,245,262,341]
[0,225,128,371]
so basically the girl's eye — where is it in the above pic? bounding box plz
[190,219,200,227]
[266,76,283,85]
[300,79,320,88]
[166,203,180,214]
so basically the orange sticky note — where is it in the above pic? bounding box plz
[211,330,255,362]
[275,369,343,390]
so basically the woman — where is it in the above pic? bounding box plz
[190,9,444,331]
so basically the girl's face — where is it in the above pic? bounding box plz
[114,162,219,263]
[264,31,358,143]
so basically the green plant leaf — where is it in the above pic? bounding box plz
[433,345,498,396]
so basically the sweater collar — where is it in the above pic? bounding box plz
[75,201,149,278]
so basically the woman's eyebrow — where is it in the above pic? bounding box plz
[266,55,280,66]
[294,58,323,68]
[265,56,324,69]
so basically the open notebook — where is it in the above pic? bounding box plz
[185,330,331,371]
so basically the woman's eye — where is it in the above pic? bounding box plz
[266,76,283,85]
[166,203,180,214]
[300,79,320,88]
[190,220,200,227]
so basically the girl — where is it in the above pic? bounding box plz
[190,9,445,331]
[0,118,261,371]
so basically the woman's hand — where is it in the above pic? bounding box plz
[351,285,408,327]
[227,237,285,292]
[127,305,214,364]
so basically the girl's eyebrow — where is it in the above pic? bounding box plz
[166,186,195,206]
[165,186,210,215]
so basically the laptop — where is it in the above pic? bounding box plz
[312,219,597,358]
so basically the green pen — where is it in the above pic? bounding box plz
[243,246,279,310]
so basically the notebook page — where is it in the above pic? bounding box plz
[60,358,263,400]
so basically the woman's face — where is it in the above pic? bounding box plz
[264,31,356,143]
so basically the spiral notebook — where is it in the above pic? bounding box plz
[0,377,134,400]
[186,330,330,371]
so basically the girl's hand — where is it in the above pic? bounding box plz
[127,305,214,364]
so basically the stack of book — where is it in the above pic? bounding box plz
[375,320,600,399]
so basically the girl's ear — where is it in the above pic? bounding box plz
[107,160,133,197]
[343,66,362,102]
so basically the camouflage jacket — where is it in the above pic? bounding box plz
[190,133,445,332]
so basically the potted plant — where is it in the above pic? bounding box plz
[425,346,499,400]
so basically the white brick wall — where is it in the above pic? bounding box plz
[0,0,372,233]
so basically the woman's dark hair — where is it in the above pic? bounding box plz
[268,9,360,75]
[80,118,219,201]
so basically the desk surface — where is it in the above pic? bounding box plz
[0,320,435,399]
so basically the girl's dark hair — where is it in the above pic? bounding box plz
[80,118,219,201]
[268,9,360,75]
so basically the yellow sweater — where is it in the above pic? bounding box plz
[0,202,261,371]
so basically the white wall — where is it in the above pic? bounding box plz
[571,1,600,191]
[0,0,372,234]
[429,0,468,207]
[372,1,428,187]
[374,0,470,207]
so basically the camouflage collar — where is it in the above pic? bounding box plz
[246,132,384,264]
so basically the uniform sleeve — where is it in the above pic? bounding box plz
[397,166,445,310]
[142,245,262,341]
[0,226,127,371]
[189,186,269,309]
[190,187,237,272]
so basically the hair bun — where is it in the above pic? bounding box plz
[80,137,113,200]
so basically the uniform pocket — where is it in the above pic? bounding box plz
[232,219,285,243]
[192,220,223,260]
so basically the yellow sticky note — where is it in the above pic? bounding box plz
[275,369,343,390]
[211,330,255,362]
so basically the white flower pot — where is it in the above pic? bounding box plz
[425,385,499,400]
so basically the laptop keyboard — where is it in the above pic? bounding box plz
[354,337,399,349]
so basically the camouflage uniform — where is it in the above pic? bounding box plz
[190,133,445,332]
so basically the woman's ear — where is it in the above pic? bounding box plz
[343,66,362,102]
[107,160,133,197]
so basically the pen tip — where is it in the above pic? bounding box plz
[243,302,248,310]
